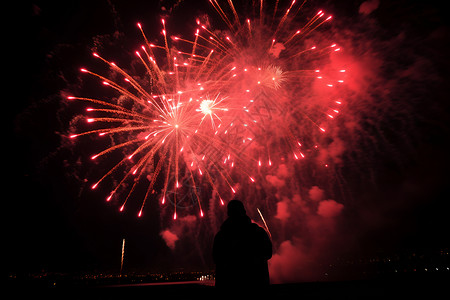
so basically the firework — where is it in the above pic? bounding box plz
[120,238,125,274]
[257,208,272,238]
[68,0,345,219]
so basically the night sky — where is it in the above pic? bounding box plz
[7,0,450,279]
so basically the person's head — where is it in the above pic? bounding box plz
[227,199,247,217]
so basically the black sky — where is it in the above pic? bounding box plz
[7,0,450,276]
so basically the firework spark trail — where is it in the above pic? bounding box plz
[257,208,272,238]
[68,0,346,219]
[120,238,125,274]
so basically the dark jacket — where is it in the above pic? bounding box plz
[213,215,272,288]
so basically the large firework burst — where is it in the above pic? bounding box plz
[67,0,345,219]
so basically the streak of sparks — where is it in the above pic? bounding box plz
[257,208,272,238]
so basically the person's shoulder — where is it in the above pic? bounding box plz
[215,228,225,237]
[250,222,265,232]
[250,223,270,237]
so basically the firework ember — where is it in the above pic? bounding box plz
[68,0,345,219]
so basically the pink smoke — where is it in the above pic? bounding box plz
[317,200,344,218]
[160,229,179,250]
[269,186,345,283]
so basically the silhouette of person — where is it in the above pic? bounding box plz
[213,200,272,290]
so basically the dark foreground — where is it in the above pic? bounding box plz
[7,273,449,298]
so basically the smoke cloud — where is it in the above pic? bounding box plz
[160,229,179,250]
[268,182,345,283]
[275,197,290,221]
[317,200,344,218]
[266,174,286,188]
[358,0,380,15]
[308,186,325,202]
